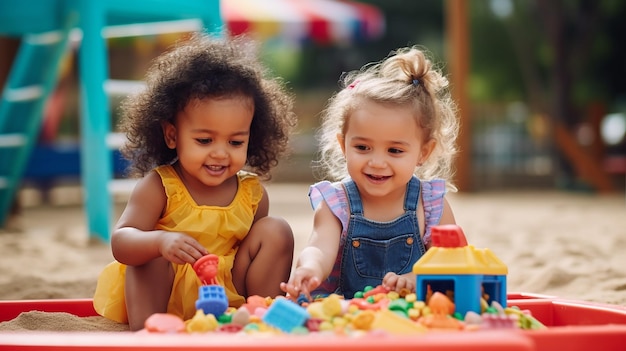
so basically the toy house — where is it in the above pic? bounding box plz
[413,224,508,317]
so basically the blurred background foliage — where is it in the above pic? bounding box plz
[2,0,625,192]
[265,0,626,190]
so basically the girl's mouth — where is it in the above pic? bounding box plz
[366,174,390,182]
[204,165,227,175]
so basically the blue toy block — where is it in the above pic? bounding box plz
[195,285,228,317]
[262,298,310,333]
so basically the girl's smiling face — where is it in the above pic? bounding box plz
[338,99,435,200]
[163,96,254,189]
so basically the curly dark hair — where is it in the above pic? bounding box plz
[118,33,297,179]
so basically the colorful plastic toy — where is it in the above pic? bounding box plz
[417,291,464,330]
[193,254,220,285]
[413,224,508,317]
[262,298,310,333]
[370,308,428,335]
[2,291,626,349]
[192,254,228,317]
[143,313,186,333]
[196,285,228,317]
[2,226,626,350]
[185,310,219,333]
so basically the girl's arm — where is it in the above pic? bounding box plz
[299,200,342,278]
[281,200,341,298]
[253,186,270,222]
[438,197,457,225]
[111,171,207,266]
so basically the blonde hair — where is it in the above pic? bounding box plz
[315,46,459,191]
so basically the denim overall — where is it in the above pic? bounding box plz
[338,177,427,298]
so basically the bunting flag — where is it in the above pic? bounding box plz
[221,0,385,45]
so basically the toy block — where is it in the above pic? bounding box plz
[414,225,508,316]
[196,285,228,317]
[262,298,310,333]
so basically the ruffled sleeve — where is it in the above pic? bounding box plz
[155,165,185,208]
[238,171,263,216]
[421,179,446,247]
[308,181,349,232]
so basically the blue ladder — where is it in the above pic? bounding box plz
[0,0,223,241]
[0,1,77,230]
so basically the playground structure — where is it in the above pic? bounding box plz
[0,0,222,241]
[0,0,387,241]
[1,1,621,242]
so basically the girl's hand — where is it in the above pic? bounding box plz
[280,267,322,301]
[158,231,208,265]
[280,200,341,301]
[382,272,415,294]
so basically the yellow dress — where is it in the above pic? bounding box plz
[92,165,262,323]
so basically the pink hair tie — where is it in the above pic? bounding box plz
[347,80,360,89]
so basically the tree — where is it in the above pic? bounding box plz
[470,0,626,191]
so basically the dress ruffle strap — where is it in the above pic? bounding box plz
[421,179,446,247]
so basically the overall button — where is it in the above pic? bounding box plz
[352,240,360,248]
[406,237,414,245]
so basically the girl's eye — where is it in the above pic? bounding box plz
[196,138,211,145]
[355,144,369,151]
[388,148,403,154]
[230,140,245,147]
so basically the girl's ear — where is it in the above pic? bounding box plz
[336,133,346,155]
[418,138,436,166]
[162,121,177,149]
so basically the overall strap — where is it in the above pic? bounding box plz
[404,176,421,212]
[342,178,363,215]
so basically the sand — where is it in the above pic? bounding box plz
[1,183,625,332]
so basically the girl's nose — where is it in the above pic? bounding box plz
[368,156,386,168]
[209,146,228,159]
